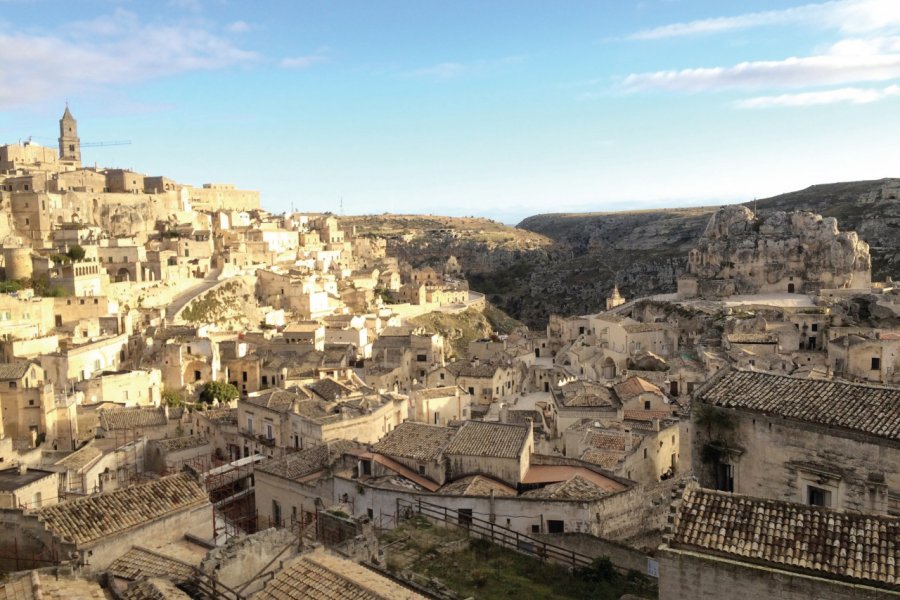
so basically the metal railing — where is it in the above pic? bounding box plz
[396,498,595,571]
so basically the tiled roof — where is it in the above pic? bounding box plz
[444,361,504,379]
[444,421,529,459]
[579,449,622,470]
[256,440,362,481]
[371,422,454,462]
[557,381,618,408]
[583,430,641,452]
[623,409,676,421]
[36,473,208,545]
[438,475,517,497]
[697,368,900,441]
[198,408,237,424]
[99,407,167,431]
[671,486,900,586]
[121,578,192,600]
[307,377,354,401]
[522,474,611,501]
[152,436,210,453]
[622,322,670,333]
[244,390,302,413]
[107,546,196,584]
[0,362,31,380]
[256,550,428,600]
[614,376,663,399]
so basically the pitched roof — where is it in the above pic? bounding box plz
[0,362,31,380]
[99,407,168,431]
[522,474,612,501]
[444,421,529,459]
[256,440,362,481]
[307,377,354,402]
[107,546,196,584]
[36,473,208,545]
[614,376,664,399]
[54,443,102,471]
[697,368,900,441]
[371,422,454,462]
[726,333,777,344]
[121,578,193,600]
[255,550,429,600]
[438,475,517,497]
[0,571,106,600]
[671,486,900,587]
[244,389,303,413]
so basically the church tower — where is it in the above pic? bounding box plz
[58,104,82,167]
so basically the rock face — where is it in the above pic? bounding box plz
[679,206,871,297]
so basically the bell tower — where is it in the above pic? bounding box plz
[58,104,82,167]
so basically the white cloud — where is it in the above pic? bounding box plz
[280,48,329,69]
[628,0,900,40]
[226,20,253,34]
[736,84,900,108]
[406,56,524,80]
[622,36,900,92]
[0,10,257,109]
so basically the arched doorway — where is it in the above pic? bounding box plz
[602,357,616,379]
[788,283,795,293]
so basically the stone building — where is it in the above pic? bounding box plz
[659,484,899,599]
[0,472,212,572]
[693,368,899,516]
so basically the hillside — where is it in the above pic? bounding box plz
[344,180,900,328]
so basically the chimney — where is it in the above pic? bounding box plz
[499,403,509,423]
[624,428,632,452]
[18,465,27,476]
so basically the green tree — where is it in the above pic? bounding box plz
[66,245,86,261]
[161,388,185,407]
[199,381,239,405]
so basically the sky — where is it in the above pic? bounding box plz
[2,0,900,223]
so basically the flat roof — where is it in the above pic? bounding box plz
[0,467,56,491]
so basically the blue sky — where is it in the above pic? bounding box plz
[2,0,900,223]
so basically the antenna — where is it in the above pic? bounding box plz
[340,197,344,216]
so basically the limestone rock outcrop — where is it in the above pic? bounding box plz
[679,206,871,298]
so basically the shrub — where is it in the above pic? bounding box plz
[66,245,86,261]
[198,381,238,405]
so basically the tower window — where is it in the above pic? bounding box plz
[69,145,74,152]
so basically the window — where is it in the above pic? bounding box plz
[367,508,374,519]
[547,520,564,533]
[644,400,651,410]
[262,375,268,386]
[272,500,282,526]
[247,417,254,433]
[531,524,540,534]
[811,323,818,332]
[418,464,426,475]
[8,381,15,389]
[872,357,881,370]
[457,508,473,527]
[265,423,274,439]
[194,370,201,381]
[807,485,832,507]
[242,371,248,382]
[28,399,34,406]
[416,354,427,362]
[643,448,648,459]
[439,373,445,380]
[468,387,474,395]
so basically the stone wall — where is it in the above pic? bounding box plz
[659,546,897,600]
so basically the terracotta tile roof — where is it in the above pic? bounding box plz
[444,421,529,459]
[583,430,641,452]
[371,422,454,462]
[438,475,517,497]
[522,474,611,501]
[244,390,302,413]
[614,376,663,399]
[579,449,622,470]
[0,362,31,381]
[35,473,208,546]
[255,550,429,600]
[623,409,676,421]
[121,578,193,600]
[256,440,362,481]
[622,322,671,333]
[107,546,196,584]
[99,407,167,431]
[697,369,900,441]
[307,377,354,401]
[444,361,507,378]
[671,487,900,586]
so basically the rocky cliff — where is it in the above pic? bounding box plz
[684,206,871,296]
[343,179,900,328]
